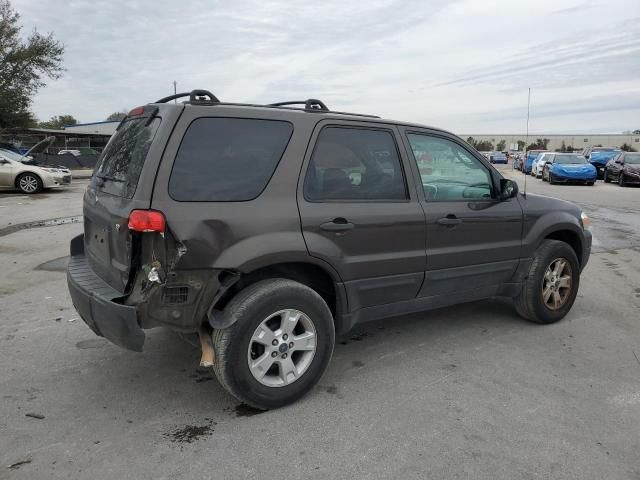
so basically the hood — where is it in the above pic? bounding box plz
[519,192,582,217]
[22,136,56,158]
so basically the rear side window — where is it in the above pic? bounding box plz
[169,118,293,202]
[304,127,407,201]
[93,117,160,198]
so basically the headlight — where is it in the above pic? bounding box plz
[42,167,59,173]
[580,212,591,231]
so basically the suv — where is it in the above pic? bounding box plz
[67,90,592,409]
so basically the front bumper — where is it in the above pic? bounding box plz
[551,171,597,183]
[43,173,72,188]
[67,234,145,351]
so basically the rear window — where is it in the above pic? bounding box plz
[169,118,293,202]
[93,117,160,198]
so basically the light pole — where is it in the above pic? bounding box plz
[173,81,177,103]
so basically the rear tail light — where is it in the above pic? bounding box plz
[128,106,145,116]
[128,210,165,232]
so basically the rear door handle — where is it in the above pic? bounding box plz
[320,218,355,232]
[436,215,462,226]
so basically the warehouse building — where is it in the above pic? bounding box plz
[460,133,640,151]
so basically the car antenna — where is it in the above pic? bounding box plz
[523,87,531,198]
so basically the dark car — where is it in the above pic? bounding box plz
[604,152,640,186]
[542,153,597,185]
[67,90,592,410]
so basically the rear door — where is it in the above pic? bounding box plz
[83,106,174,292]
[401,130,523,298]
[298,121,426,311]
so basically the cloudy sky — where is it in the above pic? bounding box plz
[11,0,640,133]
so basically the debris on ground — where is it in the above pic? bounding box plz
[8,458,32,470]
[25,412,45,419]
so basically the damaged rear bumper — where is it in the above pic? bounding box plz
[67,234,145,351]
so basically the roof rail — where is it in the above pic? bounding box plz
[155,89,220,104]
[269,99,329,112]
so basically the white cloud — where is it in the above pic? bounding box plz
[10,0,640,133]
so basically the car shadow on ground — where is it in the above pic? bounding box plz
[63,297,528,416]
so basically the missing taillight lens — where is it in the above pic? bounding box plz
[128,210,165,232]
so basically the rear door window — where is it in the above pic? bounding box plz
[169,118,293,202]
[303,127,407,201]
[93,117,160,198]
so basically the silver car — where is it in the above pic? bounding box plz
[0,148,72,193]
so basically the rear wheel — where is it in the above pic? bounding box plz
[16,173,43,194]
[212,279,335,410]
[514,240,580,324]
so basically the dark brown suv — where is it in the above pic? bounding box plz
[67,90,592,409]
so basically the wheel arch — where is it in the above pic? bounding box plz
[15,170,43,189]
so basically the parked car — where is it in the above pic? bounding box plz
[522,150,548,173]
[584,148,620,179]
[532,152,554,178]
[489,151,508,164]
[67,90,592,410]
[603,152,640,186]
[58,149,82,156]
[542,153,596,185]
[0,148,72,193]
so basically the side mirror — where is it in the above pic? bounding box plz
[500,178,518,200]
[0,159,9,165]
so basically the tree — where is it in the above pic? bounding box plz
[106,111,127,121]
[38,114,77,129]
[0,0,64,129]
[526,138,550,151]
[466,136,477,148]
[475,140,494,151]
[495,140,506,151]
[517,140,526,151]
[633,130,640,135]
[621,143,637,152]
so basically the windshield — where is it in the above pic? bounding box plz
[93,117,160,198]
[624,154,640,164]
[0,148,24,162]
[555,155,587,164]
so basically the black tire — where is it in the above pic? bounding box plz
[587,181,594,186]
[603,170,610,183]
[212,279,335,410]
[618,174,626,187]
[513,239,580,324]
[16,172,43,194]
[549,173,555,185]
[542,170,548,182]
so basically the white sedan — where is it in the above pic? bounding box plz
[0,148,72,193]
[532,152,554,178]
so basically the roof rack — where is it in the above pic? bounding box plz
[269,99,329,112]
[155,89,219,104]
[152,89,379,118]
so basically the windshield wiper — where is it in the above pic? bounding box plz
[95,173,125,183]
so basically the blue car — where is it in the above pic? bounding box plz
[542,153,596,185]
[522,150,548,173]
[489,151,508,164]
[587,149,620,179]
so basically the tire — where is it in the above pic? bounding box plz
[212,279,335,410]
[549,173,555,185]
[587,182,594,186]
[513,239,580,324]
[16,173,43,194]
[619,174,626,187]
[542,170,548,182]
[603,170,610,183]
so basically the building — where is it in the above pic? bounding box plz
[460,133,640,151]
[64,121,119,136]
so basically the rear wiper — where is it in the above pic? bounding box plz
[95,173,125,184]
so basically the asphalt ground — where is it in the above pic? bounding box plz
[1,170,639,480]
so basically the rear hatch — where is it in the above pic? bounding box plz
[83,105,169,293]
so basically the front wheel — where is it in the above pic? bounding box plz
[603,170,610,183]
[619,174,626,187]
[549,173,556,185]
[16,173,43,194]
[212,279,335,410]
[514,239,580,324]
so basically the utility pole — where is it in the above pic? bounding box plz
[173,81,177,103]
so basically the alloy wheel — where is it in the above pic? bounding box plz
[541,258,572,310]
[19,175,39,193]
[247,309,317,387]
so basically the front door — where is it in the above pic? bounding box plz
[402,131,523,298]
[0,157,15,188]
[298,122,426,311]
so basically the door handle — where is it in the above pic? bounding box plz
[320,218,355,232]
[436,215,462,226]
